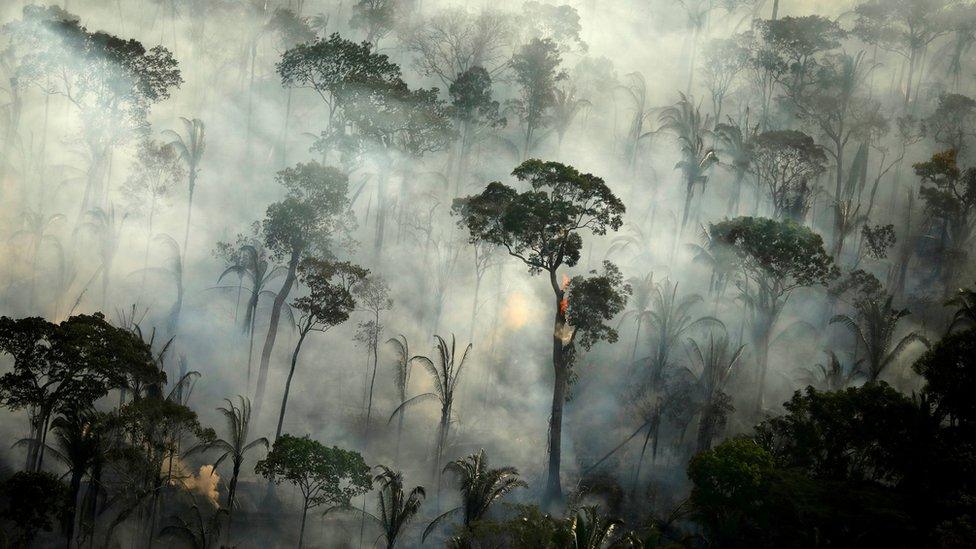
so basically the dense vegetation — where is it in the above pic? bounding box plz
[0,0,975,547]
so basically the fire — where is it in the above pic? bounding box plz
[559,274,571,315]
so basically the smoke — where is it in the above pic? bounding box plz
[0,0,960,545]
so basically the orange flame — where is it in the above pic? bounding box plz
[559,274,570,315]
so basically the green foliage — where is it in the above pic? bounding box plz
[566,261,631,350]
[453,159,624,274]
[913,329,976,426]
[708,216,837,291]
[0,471,67,546]
[450,66,504,128]
[293,258,367,333]
[262,162,353,261]
[256,434,372,510]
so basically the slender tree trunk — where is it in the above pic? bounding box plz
[64,468,84,547]
[631,425,653,496]
[254,250,300,420]
[276,329,309,440]
[182,171,196,262]
[364,311,381,438]
[297,503,309,548]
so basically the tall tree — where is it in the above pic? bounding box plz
[275,259,365,440]
[454,159,629,505]
[391,334,470,493]
[853,0,953,106]
[507,38,566,159]
[187,396,268,543]
[659,93,718,229]
[750,130,827,221]
[253,162,352,420]
[355,274,392,437]
[707,217,837,413]
[163,117,206,258]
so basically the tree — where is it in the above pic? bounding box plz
[255,435,372,548]
[423,449,527,541]
[913,328,976,427]
[0,471,67,547]
[786,51,883,256]
[689,332,744,452]
[122,139,185,290]
[364,466,426,549]
[714,119,758,216]
[10,7,181,211]
[215,232,286,385]
[254,162,352,420]
[187,396,267,542]
[391,334,470,491]
[449,66,505,191]
[853,0,953,106]
[163,117,206,258]
[400,7,514,88]
[659,93,718,229]
[41,407,109,545]
[277,33,402,133]
[159,503,228,549]
[0,313,152,471]
[350,0,403,47]
[756,15,845,96]
[914,150,976,296]
[926,93,976,155]
[453,159,628,504]
[829,293,928,381]
[750,130,827,221]
[707,217,837,413]
[355,274,392,436]
[386,335,416,459]
[276,259,365,440]
[645,279,717,391]
[700,38,749,122]
[508,38,566,159]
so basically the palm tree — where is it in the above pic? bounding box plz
[422,449,526,541]
[23,407,108,546]
[801,350,861,391]
[618,272,655,363]
[646,279,717,389]
[217,241,287,385]
[163,117,206,258]
[566,506,625,549]
[829,294,929,382]
[713,118,757,216]
[550,86,591,153]
[615,72,657,173]
[390,334,470,492]
[688,331,743,452]
[363,466,426,549]
[387,335,416,460]
[659,93,717,229]
[79,205,127,309]
[10,209,65,311]
[946,284,976,333]
[159,501,228,549]
[187,396,267,542]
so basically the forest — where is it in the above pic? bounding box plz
[0,0,975,547]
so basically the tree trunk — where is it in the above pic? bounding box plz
[275,329,308,441]
[297,503,309,548]
[182,171,196,262]
[254,250,300,420]
[364,311,381,439]
[544,270,568,507]
[63,468,84,547]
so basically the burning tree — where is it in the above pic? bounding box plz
[453,159,629,505]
